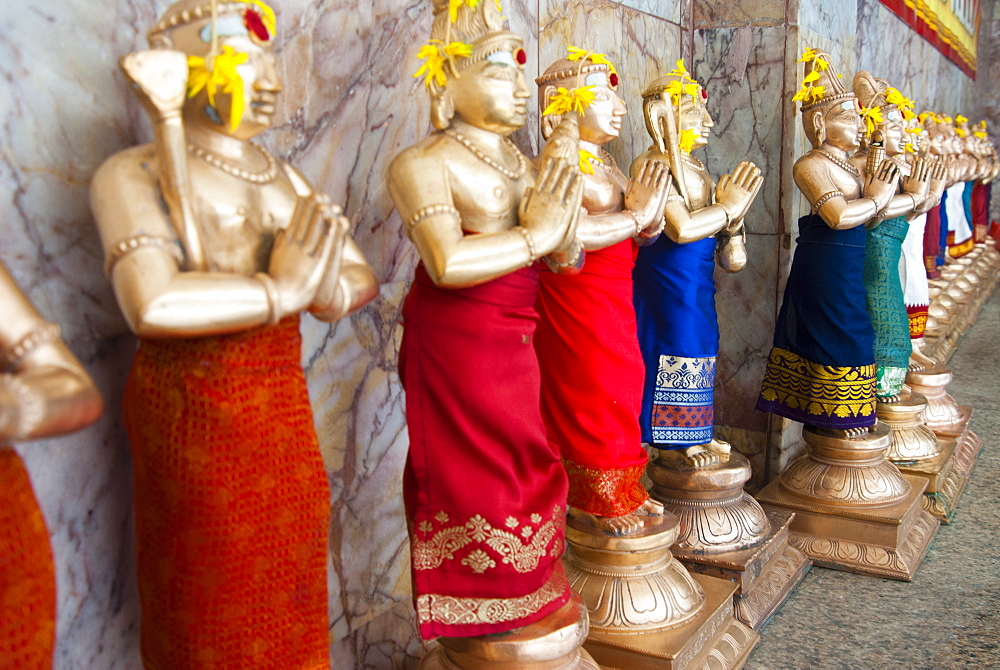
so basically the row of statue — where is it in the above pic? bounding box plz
[1,0,996,668]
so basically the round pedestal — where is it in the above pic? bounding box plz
[906,365,964,430]
[944,282,969,304]
[647,452,771,554]
[564,514,704,634]
[877,390,942,463]
[420,593,600,670]
[778,423,911,507]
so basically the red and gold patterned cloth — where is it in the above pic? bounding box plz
[123,317,330,669]
[907,305,929,339]
[535,240,649,518]
[400,264,570,640]
[0,447,55,670]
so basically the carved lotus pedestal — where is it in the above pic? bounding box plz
[756,423,939,581]
[878,389,942,463]
[418,593,600,670]
[902,366,984,524]
[645,453,811,631]
[564,513,758,669]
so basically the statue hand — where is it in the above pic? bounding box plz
[624,160,670,233]
[902,156,930,201]
[266,194,342,319]
[0,377,20,443]
[715,161,763,228]
[520,158,583,253]
[863,158,900,211]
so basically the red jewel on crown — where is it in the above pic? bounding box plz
[701,88,708,100]
[515,48,527,65]
[244,8,271,42]
[609,72,619,87]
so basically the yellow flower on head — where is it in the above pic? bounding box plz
[449,0,483,22]
[956,127,967,138]
[975,131,988,139]
[678,128,700,155]
[413,40,472,88]
[797,48,818,63]
[956,114,969,125]
[566,46,618,74]
[861,105,884,137]
[187,45,249,131]
[904,142,916,153]
[543,86,596,116]
[579,149,600,174]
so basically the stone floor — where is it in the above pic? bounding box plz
[746,294,1000,670]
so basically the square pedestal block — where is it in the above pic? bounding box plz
[756,474,939,581]
[584,573,758,670]
[902,426,983,524]
[672,508,811,631]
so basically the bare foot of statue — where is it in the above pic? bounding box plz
[908,346,938,372]
[568,498,664,536]
[811,425,872,439]
[657,440,732,468]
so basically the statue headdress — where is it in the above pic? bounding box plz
[537,46,619,173]
[640,60,708,207]
[853,72,915,140]
[793,49,854,112]
[414,0,524,128]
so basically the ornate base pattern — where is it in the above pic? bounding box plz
[583,573,758,670]
[916,429,983,524]
[787,509,939,581]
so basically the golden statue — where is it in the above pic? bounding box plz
[757,50,901,437]
[631,61,762,467]
[533,48,668,536]
[89,1,377,666]
[0,263,102,667]
[388,2,596,668]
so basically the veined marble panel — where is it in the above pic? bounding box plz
[539,0,682,169]
[798,0,857,38]
[714,426,769,492]
[714,232,780,435]
[612,0,685,23]
[694,0,786,28]
[693,26,786,235]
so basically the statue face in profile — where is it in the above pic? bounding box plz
[448,50,530,136]
[578,79,626,146]
[820,99,863,152]
[676,93,714,152]
[881,109,906,156]
[169,17,282,140]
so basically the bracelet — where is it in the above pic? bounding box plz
[812,190,844,213]
[548,240,584,269]
[254,273,281,326]
[0,374,44,439]
[519,227,538,264]
[1,322,61,372]
[405,204,460,231]
[105,235,184,276]
[626,209,644,236]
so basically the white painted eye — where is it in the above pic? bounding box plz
[584,72,609,87]
[200,14,247,41]
[487,51,516,67]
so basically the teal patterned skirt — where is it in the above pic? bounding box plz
[863,216,911,397]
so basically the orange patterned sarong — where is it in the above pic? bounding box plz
[0,447,55,670]
[123,317,330,669]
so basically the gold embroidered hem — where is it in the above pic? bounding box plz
[563,458,649,518]
[948,237,975,258]
[907,308,928,339]
[757,347,877,430]
[416,565,569,629]
[412,505,564,575]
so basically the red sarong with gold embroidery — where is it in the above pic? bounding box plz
[123,317,329,670]
[400,264,570,640]
[535,240,649,517]
[0,447,55,670]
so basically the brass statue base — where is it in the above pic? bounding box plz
[906,365,964,432]
[898,427,983,524]
[924,244,1000,363]
[671,507,811,631]
[756,424,940,581]
[877,390,942,463]
[645,453,810,630]
[564,514,757,669]
[418,593,600,670]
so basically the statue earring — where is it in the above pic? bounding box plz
[431,90,455,130]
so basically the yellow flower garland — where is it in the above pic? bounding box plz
[187,45,249,130]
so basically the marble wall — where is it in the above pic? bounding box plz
[0,0,995,668]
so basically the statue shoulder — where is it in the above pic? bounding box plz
[91,144,157,193]
[629,148,667,178]
[389,136,450,189]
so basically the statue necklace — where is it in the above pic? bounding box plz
[443,129,527,180]
[815,148,860,177]
[188,142,279,184]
